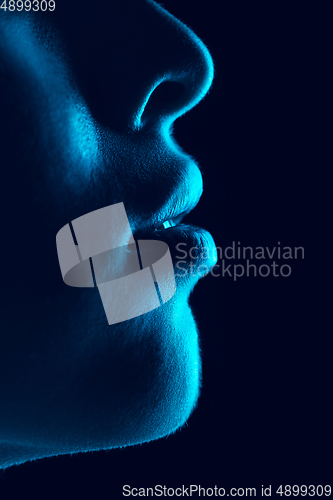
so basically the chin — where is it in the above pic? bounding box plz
[0,293,201,470]
[70,294,202,448]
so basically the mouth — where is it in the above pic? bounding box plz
[131,136,217,283]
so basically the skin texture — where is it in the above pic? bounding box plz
[0,0,215,469]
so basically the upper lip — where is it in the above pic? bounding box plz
[126,127,204,237]
[149,161,203,234]
[136,179,203,238]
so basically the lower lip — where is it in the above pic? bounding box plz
[151,224,218,284]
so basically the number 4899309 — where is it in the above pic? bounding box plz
[1,0,56,11]
[276,485,331,497]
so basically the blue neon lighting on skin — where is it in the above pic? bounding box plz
[1,16,99,190]
[66,103,99,178]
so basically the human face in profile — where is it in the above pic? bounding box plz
[0,0,216,468]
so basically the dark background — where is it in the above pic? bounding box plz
[1,1,329,497]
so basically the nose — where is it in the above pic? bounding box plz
[56,0,214,131]
[129,1,215,130]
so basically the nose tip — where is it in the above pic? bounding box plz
[134,2,214,129]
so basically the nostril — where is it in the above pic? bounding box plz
[150,81,185,106]
[142,81,186,122]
